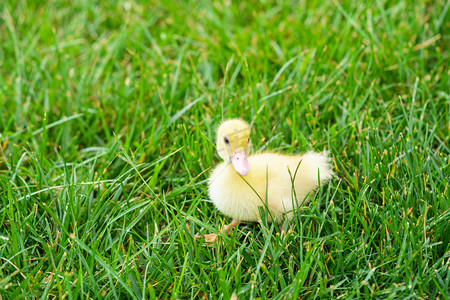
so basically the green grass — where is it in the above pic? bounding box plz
[1,0,449,298]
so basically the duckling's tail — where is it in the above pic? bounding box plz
[302,151,334,183]
[293,151,334,193]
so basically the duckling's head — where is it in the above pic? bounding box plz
[216,119,252,176]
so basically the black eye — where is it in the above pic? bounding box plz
[224,137,230,144]
[247,138,250,142]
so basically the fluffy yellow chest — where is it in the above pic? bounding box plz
[208,162,263,222]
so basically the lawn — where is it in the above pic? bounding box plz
[1,0,449,298]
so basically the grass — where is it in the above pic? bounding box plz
[0,0,449,298]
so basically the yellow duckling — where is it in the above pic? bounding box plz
[208,119,333,232]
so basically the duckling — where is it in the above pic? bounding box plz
[207,119,333,236]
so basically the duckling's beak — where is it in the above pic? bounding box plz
[231,151,250,176]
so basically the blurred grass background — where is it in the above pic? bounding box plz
[0,0,449,298]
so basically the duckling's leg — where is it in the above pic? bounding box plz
[223,219,240,235]
[279,218,290,239]
[200,219,240,243]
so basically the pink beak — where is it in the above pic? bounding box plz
[231,151,250,176]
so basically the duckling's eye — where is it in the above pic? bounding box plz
[247,138,250,142]
[224,137,230,144]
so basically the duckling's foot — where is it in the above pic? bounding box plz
[223,219,240,235]
[197,219,241,243]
